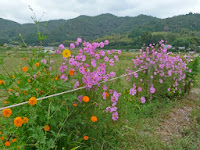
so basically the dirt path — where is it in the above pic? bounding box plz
[156,88,200,145]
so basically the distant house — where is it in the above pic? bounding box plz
[43,47,55,53]
[198,46,200,48]
[163,45,173,49]
[178,47,185,50]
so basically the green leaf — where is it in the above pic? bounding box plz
[70,146,80,150]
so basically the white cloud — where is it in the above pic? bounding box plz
[0,0,199,23]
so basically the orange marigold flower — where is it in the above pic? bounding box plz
[83,136,89,140]
[17,146,20,149]
[1,135,4,140]
[72,102,77,107]
[28,79,31,82]
[4,101,8,104]
[12,138,17,143]
[24,57,26,60]
[105,92,109,97]
[37,72,41,75]
[14,117,23,127]
[29,97,37,106]
[44,125,50,131]
[0,80,4,85]
[82,96,89,103]
[35,88,39,91]
[12,75,15,79]
[18,81,20,84]
[22,117,29,124]
[90,115,97,122]
[2,108,12,117]
[69,70,74,76]
[35,62,40,67]
[55,77,58,80]
[8,88,13,92]
[0,131,2,134]
[22,67,28,72]
[4,141,10,146]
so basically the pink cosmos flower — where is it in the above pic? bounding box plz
[41,59,47,64]
[75,41,79,46]
[112,112,119,121]
[102,85,107,91]
[95,54,100,60]
[59,44,65,50]
[110,107,117,112]
[74,81,79,89]
[129,88,136,96]
[70,43,75,49]
[99,42,104,48]
[104,56,109,62]
[109,59,114,66]
[77,37,82,43]
[159,79,163,84]
[56,49,61,54]
[102,92,107,99]
[109,89,113,94]
[78,95,83,103]
[50,60,54,64]
[150,86,156,94]
[48,66,52,70]
[104,40,109,45]
[138,87,142,92]
[114,55,119,61]
[110,72,116,77]
[107,50,111,55]
[60,74,68,82]
[141,97,146,103]
[118,50,121,55]
[100,50,105,56]
[91,59,96,67]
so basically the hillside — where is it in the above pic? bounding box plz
[0,13,200,46]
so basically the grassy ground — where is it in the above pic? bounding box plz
[0,50,200,149]
[119,87,200,150]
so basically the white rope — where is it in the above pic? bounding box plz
[0,69,142,110]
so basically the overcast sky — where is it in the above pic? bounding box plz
[0,0,200,24]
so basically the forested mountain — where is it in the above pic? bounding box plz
[0,12,200,47]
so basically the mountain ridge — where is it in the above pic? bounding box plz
[0,13,200,46]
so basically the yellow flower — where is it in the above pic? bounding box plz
[62,49,71,58]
